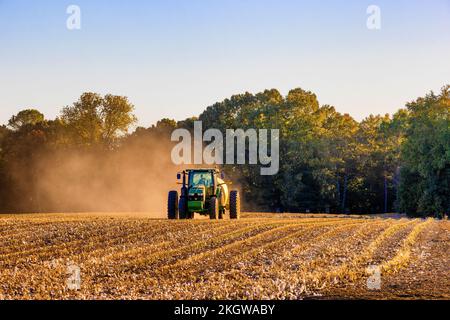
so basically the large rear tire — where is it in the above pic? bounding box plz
[209,197,218,220]
[168,191,179,220]
[230,190,240,219]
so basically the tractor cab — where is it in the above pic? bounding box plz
[189,170,214,196]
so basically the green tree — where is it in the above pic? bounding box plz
[61,92,136,147]
[398,86,450,217]
[0,119,49,212]
[8,109,44,130]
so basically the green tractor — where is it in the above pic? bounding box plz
[167,169,241,220]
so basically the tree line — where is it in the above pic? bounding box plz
[0,87,448,217]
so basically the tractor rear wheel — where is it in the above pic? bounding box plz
[209,197,219,220]
[230,190,240,219]
[168,191,179,220]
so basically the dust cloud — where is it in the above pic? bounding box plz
[4,131,244,216]
[27,135,181,218]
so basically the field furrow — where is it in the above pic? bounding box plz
[0,213,446,300]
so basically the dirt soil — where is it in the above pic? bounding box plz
[0,212,448,300]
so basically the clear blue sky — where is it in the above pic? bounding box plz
[0,0,449,127]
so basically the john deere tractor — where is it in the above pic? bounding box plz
[167,169,241,220]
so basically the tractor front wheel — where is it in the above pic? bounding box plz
[179,197,187,219]
[230,190,240,219]
[168,191,179,220]
[209,197,219,220]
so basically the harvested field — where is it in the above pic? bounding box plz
[0,213,448,300]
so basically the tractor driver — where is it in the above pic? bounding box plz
[198,173,211,187]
